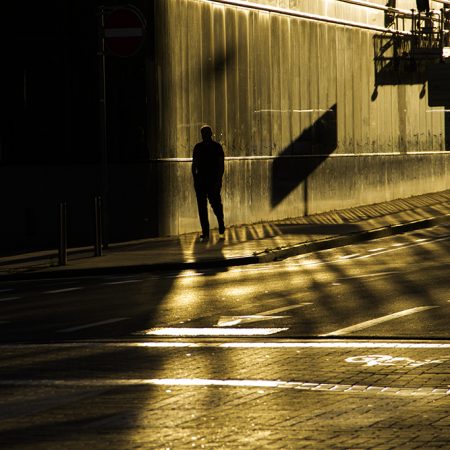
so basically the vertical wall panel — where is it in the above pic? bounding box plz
[353,29,363,153]
[200,2,215,132]
[309,21,320,151]
[256,12,272,155]
[236,10,251,154]
[178,0,189,155]
[299,20,312,147]
[280,15,291,152]
[270,14,282,155]
[360,30,371,152]
[213,5,227,145]
[289,19,301,145]
[225,7,239,155]
[335,26,346,154]
[187,4,203,153]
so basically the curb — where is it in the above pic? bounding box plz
[1,214,448,281]
[255,213,450,263]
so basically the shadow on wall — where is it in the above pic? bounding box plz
[372,32,428,89]
[271,104,337,210]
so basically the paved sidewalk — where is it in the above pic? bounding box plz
[1,190,449,279]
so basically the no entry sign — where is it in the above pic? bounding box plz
[104,6,146,57]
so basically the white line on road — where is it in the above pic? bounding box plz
[339,253,360,259]
[258,303,313,315]
[321,306,439,336]
[216,303,312,327]
[369,248,385,252]
[287,234,450,268]
[103,280,142,285]
[337,271,398,280]
[351,236,450,261]
[138,327,288,337]
[217,315,289,327]
[57,318,129,333]
[0,297,21,302]
[0,378,447,397]
[44,287,83,294]
[1,341,450,349]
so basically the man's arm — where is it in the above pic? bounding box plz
[192,145,198,177]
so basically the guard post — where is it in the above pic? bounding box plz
[94,196,103,256]
[58,202,67,266]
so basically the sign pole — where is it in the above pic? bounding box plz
[98,6,109,249]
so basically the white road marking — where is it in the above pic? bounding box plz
[217,315,289,327]
[337,271,398,280]
[339,253,360,259]
[103,279,142,285]
[391,243,405,247]
[321,306,439,336]
[1,341,450,349]
[259,303,313,315]
[44,287,83,294]
[288,234,450,267]
[216,303,312,327]
[57,318,129,333]
[138,327,288,337]
[217,342,450,349]
[351,235,450,261]
[345,354,448,367]
[0,378,447,397]
[0,297,21,302]
[369,248,385,252]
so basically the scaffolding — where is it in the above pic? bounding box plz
[375,7,450,80]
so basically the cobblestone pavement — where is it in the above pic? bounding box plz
[0,340,449,449]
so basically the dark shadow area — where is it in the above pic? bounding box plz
[373,6,449,88]
[271,104,337,209]
[373,32,429,87]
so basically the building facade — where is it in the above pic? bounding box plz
[1,0,449,252]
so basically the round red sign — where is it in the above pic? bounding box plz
[104,7,146,57]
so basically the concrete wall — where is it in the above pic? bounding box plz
[153,0,450,236]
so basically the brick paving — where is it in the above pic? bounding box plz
[0,341,448,448]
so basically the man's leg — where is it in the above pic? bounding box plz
[195,185,210,237]
[208,184,225,234]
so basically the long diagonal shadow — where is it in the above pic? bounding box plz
[271,104,337,209]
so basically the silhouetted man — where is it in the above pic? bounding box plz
[192,125,225,242]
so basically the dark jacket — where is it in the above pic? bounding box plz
[192,140,224,184]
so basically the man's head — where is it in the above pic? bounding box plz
[201,125,213,142]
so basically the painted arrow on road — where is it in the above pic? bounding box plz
[216,303,312,327]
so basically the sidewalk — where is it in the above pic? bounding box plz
[1,190,449,280]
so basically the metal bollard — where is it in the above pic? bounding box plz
[94,196,103,257]
[58,202,67,266]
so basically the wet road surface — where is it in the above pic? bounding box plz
[0,224,449,448]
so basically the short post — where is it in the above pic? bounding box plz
[94,196,103,257]
[58,202,67,266]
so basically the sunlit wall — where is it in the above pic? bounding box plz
[152,0,450,235]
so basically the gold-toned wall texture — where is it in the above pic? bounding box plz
[151,0,449,235]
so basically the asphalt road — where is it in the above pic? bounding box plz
[0,225,449,449]
[0,224,449,342]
